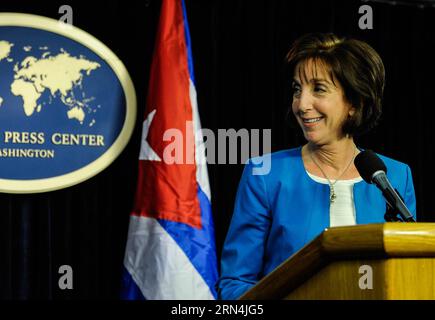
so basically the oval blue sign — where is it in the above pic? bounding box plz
[0,13,136,193]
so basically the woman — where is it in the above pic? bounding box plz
[217,33,416,300]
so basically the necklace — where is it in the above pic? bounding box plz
[309,147,357,204]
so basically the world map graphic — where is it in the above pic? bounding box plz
[0,22,131,187]
[0,39,101,125]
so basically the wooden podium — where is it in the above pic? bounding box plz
[240,223,435,300]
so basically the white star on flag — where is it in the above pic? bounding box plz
[139,109,161,161]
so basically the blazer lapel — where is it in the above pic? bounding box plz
[354,182,386,224]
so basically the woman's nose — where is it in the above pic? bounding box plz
[297,90,313,113]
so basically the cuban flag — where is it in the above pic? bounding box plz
[121,0,218,299]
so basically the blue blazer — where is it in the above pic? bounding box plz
[217,147,417,300]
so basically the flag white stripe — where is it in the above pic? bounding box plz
[124,215,215,300]
[190,79,212,201]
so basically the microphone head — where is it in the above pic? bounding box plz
[354,150,387,184]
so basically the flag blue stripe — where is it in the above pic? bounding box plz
[173,1,218,296]
[120,265,146,300]
[157,185,218,298]
[182,0,196,86]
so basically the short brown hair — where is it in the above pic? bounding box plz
[286,33,385,136]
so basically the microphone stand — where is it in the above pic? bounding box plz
[383,188,415,222]
[384,203,403,222]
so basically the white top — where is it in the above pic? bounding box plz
[307,172,363,227]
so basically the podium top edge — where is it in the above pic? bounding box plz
[240,222,435,299]
[321,222,435,256]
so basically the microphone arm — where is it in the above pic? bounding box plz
[384,189,412,222]
[373,171,415,222]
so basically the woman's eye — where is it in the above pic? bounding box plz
[292,84,301,95]
[314,86,326,93]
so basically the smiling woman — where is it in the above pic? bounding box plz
[216,33,417,300]
[287,33,384,139]
[291,60,355,146]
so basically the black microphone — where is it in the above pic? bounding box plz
[354,150,415,222]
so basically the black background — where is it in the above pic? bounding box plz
[0,0,434,299]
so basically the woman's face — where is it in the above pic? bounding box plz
[291,59,355,145]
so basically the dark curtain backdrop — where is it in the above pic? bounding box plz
[0,0,434,299]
